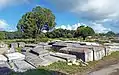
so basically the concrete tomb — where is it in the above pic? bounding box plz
[5,52,25,61]
[12,60,35,72]
[10,43,18,48]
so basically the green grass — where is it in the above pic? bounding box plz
[104,51,119,59]
[16,47,22,53]
[40,61,89,74]
[3,38,83,44]
[3,39,36,44]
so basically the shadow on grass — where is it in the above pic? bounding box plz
[0,67,11,75]
[10,69,67,75]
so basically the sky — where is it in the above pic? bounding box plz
[0,0,119,33]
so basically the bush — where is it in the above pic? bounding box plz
[35,33,49,43]
[36,38,49,43]
[0,32,5,40]
[36,33,46,38]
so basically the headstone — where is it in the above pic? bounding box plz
[10,43,18,48]
[18,42,25,48]
[8,47,16,53]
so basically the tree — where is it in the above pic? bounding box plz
[106,31,116,37]
[45,28,75,38]
[116,33,119,37]
[5,31,22,39]
[75,26,95,40]
[0,32,5,40]
[17,6,56,38]
[66,33,73,38]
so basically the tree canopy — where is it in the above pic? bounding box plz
[0,31,5,40]
[17,6,56,38]
[106,31,116,37]
[5,31,22,39]
[45,28,75,38]
[75,26,95,40]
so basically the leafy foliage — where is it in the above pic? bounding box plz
[5,31,22,39]
[75,26,95,40]
[45,28,75,38]
[106,31,116,37]
[0,31,5,40]
[17,6,56,38]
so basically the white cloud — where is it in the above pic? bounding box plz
[45,0,119,32]
[0,19,8,30]
[0,19,16,32]
[56,22,111,33]
[0,0,31,9]
[97,19,113,23]
[91,23,111,33]
[46,0,119,21]
[56,23,82,30]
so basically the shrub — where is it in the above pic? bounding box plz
[36,38,49,43]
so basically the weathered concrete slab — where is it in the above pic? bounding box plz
[93,46,105,61]
[50,52,76,62]
[5,52,25,61]
[0,62,10,68]
[31,46,49,56]
[25,44,38,48]
[59,47,93,62]
[24,52,65,67]
[39,55,66,66]
[38,42,52,49]
[104,43,119,54]
[13,60,35,72]
[38,42,48,46]
[0,43,8,54]
[43,45,52,50]
[24,52,44,67]
[21,47,32,52]
[0,55,7,62]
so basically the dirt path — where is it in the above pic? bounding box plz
[88,63,119,75]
